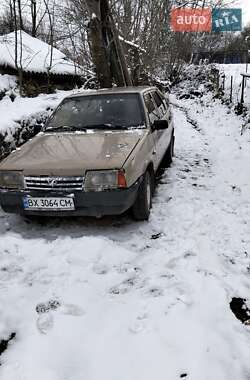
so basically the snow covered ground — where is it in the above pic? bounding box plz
[0,89,250,379]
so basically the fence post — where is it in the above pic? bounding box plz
[221,73,225,90]
[240,76,245,104]
[230,76,233,103]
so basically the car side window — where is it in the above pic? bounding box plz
[159,91,169,108]
[152,91,167,118]
[144,93,159,124]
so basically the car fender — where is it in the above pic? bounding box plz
[123,131,157,188]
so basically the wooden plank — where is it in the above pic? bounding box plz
[240,73,250,78]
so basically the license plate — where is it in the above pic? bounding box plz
[23,196,75,211]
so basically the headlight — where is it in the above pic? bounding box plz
[0,171,23,189]
[84,170,127,191]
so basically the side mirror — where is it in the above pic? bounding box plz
[153,119,168,130]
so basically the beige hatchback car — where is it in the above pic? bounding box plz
[0,86,174,220]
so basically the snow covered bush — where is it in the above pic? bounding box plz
[0,74,17,101]
[0,89,74,161]
[172,64,220,99]
[0,110,51,161]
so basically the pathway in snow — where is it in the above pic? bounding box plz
[0,95,250,380]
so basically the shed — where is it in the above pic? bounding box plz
[193,50,250,65]
[0,30,85,95]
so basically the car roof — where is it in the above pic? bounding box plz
[66,86,157,99]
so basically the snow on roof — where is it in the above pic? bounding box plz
[0,30,84,77]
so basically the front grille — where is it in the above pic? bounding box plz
[24,176,84,191]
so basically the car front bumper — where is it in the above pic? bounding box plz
[0,180,141,217]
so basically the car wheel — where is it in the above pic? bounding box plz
[132,171,152,221]
[161,133,175,167]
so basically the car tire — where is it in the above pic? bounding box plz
[132,171,152,221]
[161,133,175,168]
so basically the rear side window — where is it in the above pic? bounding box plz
[159,91,169,108]
[144,93,155,114]
[152,91,167,118]
[152,92,163,108]
[144,93,159,124]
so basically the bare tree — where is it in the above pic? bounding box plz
[43,0,56,92]
[17,0,24,30]
[31,0,37,36]
[109,0,237,81]
[12,0,24,95]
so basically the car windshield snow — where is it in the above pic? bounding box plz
[46,94,145,131]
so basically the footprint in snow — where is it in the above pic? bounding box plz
[37,312,54,335]
[129,312,148,334]
[129,321,145,334]
[92,263,109,275]
[145,287,164,298]
[110,273,146,295]
[110,277,136,295]
[184,250,196,259]
[115,264,141,274]
[36,299,61,314]
[150,232,163,240]
[36,299,85,334]
[60,304,85,317]
[231,185,241,194]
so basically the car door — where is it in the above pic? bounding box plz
[151,90,172,162]
[143,92,161,169]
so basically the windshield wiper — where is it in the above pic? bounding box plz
[45,125,87,132]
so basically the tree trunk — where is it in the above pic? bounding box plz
[84,0,132,88]
[13,0,23,96]
[9,1,14,32]
[43,0,55,92]
[101,0,132,86]
[88,15,113,88]
[31,0,37,37]
[17,0,24,30]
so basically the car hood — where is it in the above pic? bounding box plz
[0,130,146,176]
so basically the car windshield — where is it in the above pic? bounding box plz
[46,94,145,131]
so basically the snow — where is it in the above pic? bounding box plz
[0,73,79,139]
[217,64,250,106]
[0,31,84,76]
[1,87,250,379]
[0,75,16,92]
[119,36,146,53]
[0,91,71,135]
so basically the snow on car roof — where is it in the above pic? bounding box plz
[67,86,157,98]
[0,30,84,77]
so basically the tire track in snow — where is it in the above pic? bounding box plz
[171,100,203,134]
